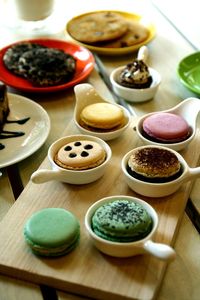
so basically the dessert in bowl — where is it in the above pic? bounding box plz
[74,83,131,141]
[136,97,200,151]
[110,46,161,102]
[121,145,200,197]
[85,195,175,260]
[31,134,112,184]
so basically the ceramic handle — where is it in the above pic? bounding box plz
[144,240,176,261]
[31,169,60,184]
[184,167,200,182]
[137,46,149,62]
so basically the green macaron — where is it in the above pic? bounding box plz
[92,199,152,242]
[24,208,80,257]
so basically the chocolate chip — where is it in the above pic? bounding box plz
[84,144,93,150]
[74,142,81,146]
[64,146,72,151]
[81,151,89,157]
[69,153,77,158]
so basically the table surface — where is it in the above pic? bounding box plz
[0,0,200,299]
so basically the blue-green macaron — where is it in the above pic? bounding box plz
[24,208,80,257]
[92,199,152,242]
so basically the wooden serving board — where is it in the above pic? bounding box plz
[0,118,199,300]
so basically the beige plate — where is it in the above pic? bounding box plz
[66,10,156,56]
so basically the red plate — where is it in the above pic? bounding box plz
[0,39,95,93]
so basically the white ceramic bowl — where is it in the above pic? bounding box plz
[31,134,112,185]
[121,145,200,198]
[136,97,200,151]
[110,66,161,103]
[74,83,131,141]
[85,195,176,260]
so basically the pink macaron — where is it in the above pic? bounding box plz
[142,112,191,143]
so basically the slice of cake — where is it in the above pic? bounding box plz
[0,81,9,132]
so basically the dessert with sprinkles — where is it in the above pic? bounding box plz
[91,199,153,242]
[127,146,182,183]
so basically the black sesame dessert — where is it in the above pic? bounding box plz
[117,59,152,89]
[91,199,153,242]
[127,147,182,183]
[54,140,106,170]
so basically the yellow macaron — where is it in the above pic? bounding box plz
[80,102,125,130]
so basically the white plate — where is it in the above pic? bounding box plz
[0,93,50,168]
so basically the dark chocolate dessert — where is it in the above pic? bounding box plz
[3,42,76,86]
[0,81,9,132]
[3,42,46,76]
[117,59,152,89]
[18,48,76,86]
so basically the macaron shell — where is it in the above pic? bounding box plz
[80,103,125,129]
[24,208,80,256]
[26,232,80,257]
[128,147,181,178]
[143,112,190,141]
[55,140,106,170]
[92,200,152,242]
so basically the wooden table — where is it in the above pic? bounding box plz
[0,0,200,299]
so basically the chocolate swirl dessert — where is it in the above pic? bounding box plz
[127,147,182,183]
[117,59,152,89]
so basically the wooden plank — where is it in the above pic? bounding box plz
[57,215,200,300]
[0,118,199,300]
[0,169,15,221]
[157,214,200,300]
[0,275,43,300]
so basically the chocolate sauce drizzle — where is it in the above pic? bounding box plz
[0,117,30,150]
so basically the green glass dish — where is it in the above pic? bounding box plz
[177,52,200,94]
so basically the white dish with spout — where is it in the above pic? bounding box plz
[121,145,200,198]
[110,46,161,103]
[73,83,131,141]
[31,134,112,185]
[136,97,200,151]
[85,195,176,261]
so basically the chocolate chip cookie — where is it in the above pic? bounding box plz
[67,11,128,44]
[3,42,46,75]
[100,21,149,48]
[18,47,76,86]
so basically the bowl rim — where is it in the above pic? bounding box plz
[136,113,195,147]
[74,104,131,137]
[110,66,161,92]
[85,195,158,246]
[48,134,112,173]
